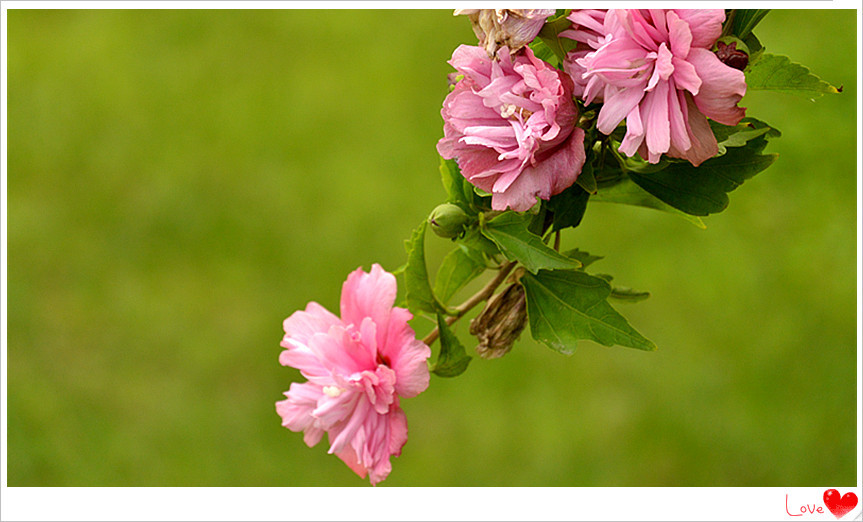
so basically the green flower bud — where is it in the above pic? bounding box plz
[429,203,471,239]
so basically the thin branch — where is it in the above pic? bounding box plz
[421,261,517,346]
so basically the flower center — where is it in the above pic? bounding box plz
[500,103,533,120]
[376,352,392,368]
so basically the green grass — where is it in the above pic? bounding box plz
[6,9,858,486]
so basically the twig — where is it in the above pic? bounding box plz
[421,261,517,346]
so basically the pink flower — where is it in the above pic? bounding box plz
[569,9,747,166]
[455,9,556,57]
[437,45,586,212]
[275,264,431,485]
[559,9,608,99]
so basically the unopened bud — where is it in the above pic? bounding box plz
[469,283,527,359]
[429,203,471,239]
[714,37,749,71]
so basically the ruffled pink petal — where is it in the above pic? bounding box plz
[380,306,431,398]
[645,10,669,41]
[646,43,673,91]
[667,91,718,166]
[492,127,586,211]
[642,80,671,158]
[619,105,644,157]
[276,382,326,447]
[339,264,396,349]
[564,9,608,45]
[597,86,644,134]
[369,406,408,485]
[562,49,593,99]
[617,10,660,51]
[667,81,691,152]
[281,302,340,349]
[450,44,494,86]
[671,56,701,95]
[353,365,396,415]
[328,395,408,485]
[462,149,514,182]
[312,388,360,432]
[671,9,725,49]
[325,393,370,455]
[391,337,432,399]
[442,88,504,132]
[347,403,408,486]
[688,48,747,125]
[278,346,331,383]
[305,326,374,377]
[667,10,692,58]
[335,445,368,480]
[279,303,344,380]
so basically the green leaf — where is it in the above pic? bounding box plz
[740,117,782,138]
[593,172,706,228]
[546,182,590,232]
[440,157,491,213]
[575,156,598,194]
[529,38,559,68]
[745,53,840,99]
[561,248,603,269]
[431,314,472,377]
[536,10,577,64]
[440,157,471,210]
[521,270,657,354]
[480,212,582,273]
[434,245,487,304]
[710,118,780,155]
[403,221,447,315]
[728,9,770,39]
[628,136,777,217]
[457,225,501,258]
[538,10,572,38]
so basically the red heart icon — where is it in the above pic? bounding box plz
[823,489,859,519]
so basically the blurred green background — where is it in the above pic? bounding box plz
[6,10,858,486]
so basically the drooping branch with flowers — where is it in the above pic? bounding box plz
[274,9,839,485]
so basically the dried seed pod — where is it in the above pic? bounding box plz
[469,283,527,359]
[455,9,555,57]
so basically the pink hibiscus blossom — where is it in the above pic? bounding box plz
[276,264,431,485]
[568,9,747,166]
[437,45,586,212]
[455,9,556,57]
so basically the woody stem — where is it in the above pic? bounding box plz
[421,261,517,346]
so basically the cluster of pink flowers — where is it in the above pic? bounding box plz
[276,9,749,486]
[439,8,748,211]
